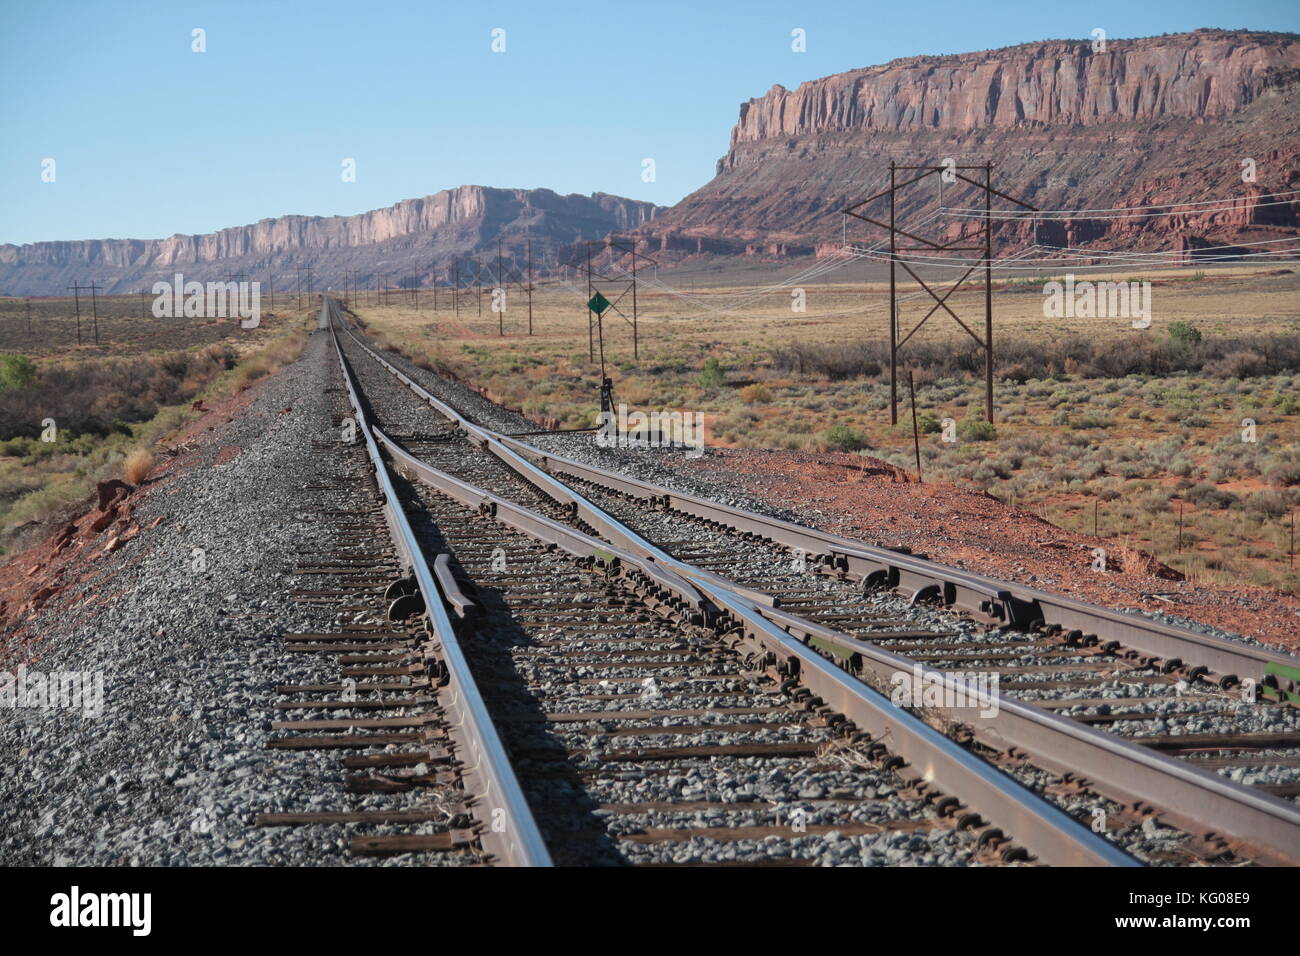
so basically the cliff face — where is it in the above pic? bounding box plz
[0,186,661,295]
[730,32,1294,142]
[636,29,1300,260]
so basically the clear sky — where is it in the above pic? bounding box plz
[2,0,1297,246]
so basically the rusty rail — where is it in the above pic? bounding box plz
[326,298,552,867]
[332,305,1300,863]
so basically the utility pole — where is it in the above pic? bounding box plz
[268,274,274,313]
[888,160,897,425]
[984,161,994,423]
[140,288,148,319]
[453,261,460,316]
[497,237,504,336]
[842,160,1034,426]
[88,281,100,344]
[586,241,594,362]
[526,237,533,335]
[630,237,638,359]
[475,260,482,318]
[25,297,32,334]
[68,282,83,345]
[908,369,921,482]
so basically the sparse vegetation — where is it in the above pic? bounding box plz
[821,424,870,452]
[124,448,154,484]
[698,357,725,389]
[347,263,1300,594]
[0,354,36,391]
[1168,321,1202,346]
[0,305,312,552]
[956,418,997,442]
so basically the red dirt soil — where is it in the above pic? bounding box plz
[4,366,1295,663]
[0,379,265,668]
[673,448,1300,652]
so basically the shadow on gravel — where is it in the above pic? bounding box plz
[392,470,628,866]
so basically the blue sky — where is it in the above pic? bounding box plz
[2,0,1297,245]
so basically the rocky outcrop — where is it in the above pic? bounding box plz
[635,29,1300,260]
[729,32,1298,143]
[0,186,661,295]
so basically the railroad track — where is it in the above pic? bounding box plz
[274,298,1300,865]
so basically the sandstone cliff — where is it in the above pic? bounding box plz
[635,29,1300,261]
[0,186,661,295]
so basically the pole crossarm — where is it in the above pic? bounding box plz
[841,161,1035,425]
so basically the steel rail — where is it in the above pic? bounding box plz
[370,404,1138,867]
[326,299,552,867]
[336,313,1298,691]
[332,303,1300,862]
[747,600,1300,863]
[500,445,1300,686]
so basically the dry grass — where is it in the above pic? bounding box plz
[355,262,1300,593]
[0,300,315,554]
[123,448,154,484]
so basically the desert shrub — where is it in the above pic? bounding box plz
[1264,459,1300,488]
[1069,412,1114,429]
[124,448,154,484]
[1168,321,1202,346]
[820,424,869,452]
[916,414,942,434]
[1243,489,1290,517]
[771,333,1300,382]
[1206,350,1269,379]
[1274,394,1300,416]
[698,358,724,389]
[0,354,37,391]
[0,344,238,440]
[739,383,772,404]
[1184,483,1238,509]
[956,418,997,442]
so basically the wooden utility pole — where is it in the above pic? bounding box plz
[497,237,504,336]
[88,281,100,344]
[526,237,533,335]
[983,162,994,423]
[908,369,921,482]
[842,161,1033,427]
[888,161,897,424]
[630,237,638,359]
[586,242,594,362]
[68,282,83,345]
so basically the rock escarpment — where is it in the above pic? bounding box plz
[634,29,1300,261]
[0,187,660,295]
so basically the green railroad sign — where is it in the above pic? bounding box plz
[587,292,611,315]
